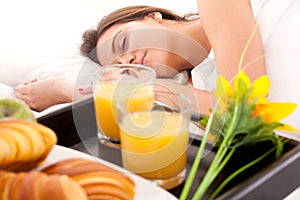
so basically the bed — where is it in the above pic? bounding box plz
[1,1,299,198]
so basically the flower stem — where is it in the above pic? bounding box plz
[192,148,235,200]
[209,148,236,185]
[209,146,277,199]
[179,109,217,200]
[191,95,241,199]
[238,20,259,72]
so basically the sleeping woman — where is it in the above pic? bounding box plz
[15,0,300,135]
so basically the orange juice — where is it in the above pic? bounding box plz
[119,110,189,179]
[94,82,154,139]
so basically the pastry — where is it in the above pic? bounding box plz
[42,158,135,200]
[0,170,87,200]
[0,119,57,172]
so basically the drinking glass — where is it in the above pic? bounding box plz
[93,64,156,147]
[117,90,192,189]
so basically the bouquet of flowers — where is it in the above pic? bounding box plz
[180,71,298,200]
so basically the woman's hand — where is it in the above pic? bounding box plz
[15,77,73,112]
[155,78,213,115]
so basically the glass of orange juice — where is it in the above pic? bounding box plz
[93,64,156,147]
[117,90,192,189]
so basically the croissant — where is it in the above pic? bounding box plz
[42,158,136,200]
[0,119,57,172]
[0,170,87,200]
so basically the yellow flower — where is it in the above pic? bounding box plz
[216,72,298,133]
[233,71,250,92]
[253,102,298,132]
[214,75,232,111]
[251,75,269,100]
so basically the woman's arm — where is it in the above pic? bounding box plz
[15,77,73,112]
[155,79,213,115]
[197,0,266,82]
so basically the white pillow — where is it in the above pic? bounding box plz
[0,0,96,87]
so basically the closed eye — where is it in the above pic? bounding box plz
[113,31,128,54]
[118,33,129,53]
[121,37,127,52]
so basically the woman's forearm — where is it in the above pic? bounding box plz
[55,78,74,103]
[155,79,214,115]
[15,77,74,112]
[191,87,214,115]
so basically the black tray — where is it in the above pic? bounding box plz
[38,97,97,147]
[38,97,300,199]
[180,139,300,200]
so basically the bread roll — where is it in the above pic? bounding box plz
[0,170,87,200]
[0,119,57,172]
[42,158,135,200]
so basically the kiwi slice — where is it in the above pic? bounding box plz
[0,98,36,122]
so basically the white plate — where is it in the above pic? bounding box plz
[44,145,178,200]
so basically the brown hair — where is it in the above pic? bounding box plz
[80,5,198,64]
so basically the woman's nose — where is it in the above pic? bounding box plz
[117,54,137,64]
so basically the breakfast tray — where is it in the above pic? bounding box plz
[38,97,300,200]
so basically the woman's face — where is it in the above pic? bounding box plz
[96,18,197,78]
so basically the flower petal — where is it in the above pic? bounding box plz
[276,123,299,133]
[254,102,297,122]
[234,72,250,92]
[251,75,270,99]
[214,75,232,99]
